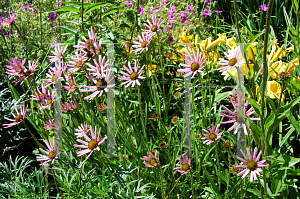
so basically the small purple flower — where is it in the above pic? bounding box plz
[205,0,212,6]
[51,38,59,48]
[186,5,196,16]
[260,4,268,11]
[167,13,176,21]
[106,7,110,10]
[167,22,174,30]
[179,12,190,23]
[162,1,170,5]
[123,1,133,7]
[27,30,30,33]
[139,5,145,16]
[168,36,174,45]
[203,9,212,16]
[213,10,223,13]
[150,8,160,15]
[47,12,58,22]
[170,6,176,14]
[52,24,57,30]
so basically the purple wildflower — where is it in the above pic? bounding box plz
[179,12,190,23]
[186,5,196,16]
[47,12,58,22]
[123,1,133,7]
[205,0,212,6]
[203,9,212,16]
[150,8,160,15]
[139,5,145,16]
[260,4,268,11]
[213,10,223,13]
[168,36,174,45]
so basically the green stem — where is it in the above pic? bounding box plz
[197,73,207,128]
[157,32,165,103]
[78,90,86,122]
[138,85,148,147]
[23,121,43,149]
[215,142,221,191]
[190,170,195,199]
[158,163,165,199]
[165,174,182,199]
[1,31,12,58]
[81,0,84,32]
[225,151,231,199]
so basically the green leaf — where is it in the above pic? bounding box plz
[292,0,299,12]
[102,8,132,17]
[287,114,300,136]
[48,6,80,13]
[245,32,264,51]
[204,169,222,198]
[278,95,300,114]
[290,78,300,90]
[117,23,130,29]
[247,118,263,148]
[9,85,20,101]
[83,3,115,16]
[58,26,79,34]
[245,97,261,116]
[279,126,294,147]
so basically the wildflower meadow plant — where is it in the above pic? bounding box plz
[1,0,300,198]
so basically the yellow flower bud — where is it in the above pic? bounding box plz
[270,44,285,63]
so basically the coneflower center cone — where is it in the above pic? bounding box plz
[141,41,148,48]
[56,52,62,58]
[151,25,158,32]
[150,158,157,166]
[15,65,22,73]
[96,79,107,91]
[49,151,57,159]
[130,72,139,80]
[191,63,199,71]
[15,115,23,123]
[247,160,258,171]
[52,75,58,82]
[47,99,52,105]
[229,58,237,66]
[182,163,190,171]
[76,61,82,68]
[208,133,217,141]
[88,139,98,150]
[87,50,94,58]
[24,70,32,77]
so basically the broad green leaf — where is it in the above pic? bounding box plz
[84,3,115,16]
[290,77,300,90]
[246,97,262,116]
[102,8,132,17]
[292,0,299,12]
[58,26,79,34]
[9,85,20,101]
[279,126,295,147]
[245,32,264,51]
[287,114,300,136]
[48,6,80,13]
[278,95,300,114]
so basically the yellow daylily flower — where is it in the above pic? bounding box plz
[226,37,237,48]
[270,44,285,63]
[146,64,158,77]
[269,60,289,79]
[179,32,193,44]
[199,37,212,52]
[221,63,253,80]
[267,80,285,104]
[247,42,259,61]
[289,58,299,74]
[286,45,294,53]
[205,34,226,51]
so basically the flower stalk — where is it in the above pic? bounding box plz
[215,142,221,191]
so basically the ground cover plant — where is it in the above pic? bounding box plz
[0,0,300,198]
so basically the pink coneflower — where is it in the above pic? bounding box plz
[73,125,107,159]
[74,26,98,51]
[63,73,78,92]
[37,88,55,110]
[203,9,212,16]
[48,45,66,63]
[2,13,18,25]
[174,155,192,175]
[67,51,87,73]
[36,136,61,165]
[5,56,26,77]
[93,39,102,54]
[61,100,77,112]
[119,60,146,88]
[43,61,66,87]
[202,124,223,145]
[2,103,28,128]
[82,48,96,62]
[177,48,207,78]
[44,119,61,130]
[132,32,153,54]
[80,68,115,100]
[14,59,39,85]
[143,150,158,167]
[31,84,48,102]
[141,15,164,36]
[220,88,260,136]
[234,147,269,182]
[86,55,108,78]
[217,46,245,72]
[75,122,90,138]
